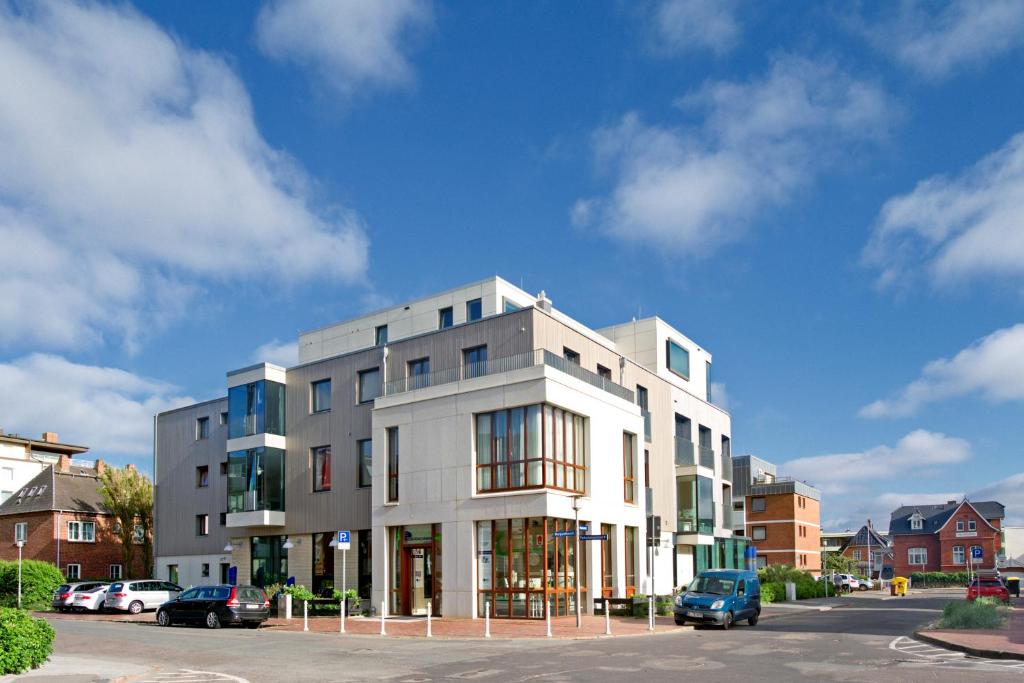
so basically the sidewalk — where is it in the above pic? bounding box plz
[916,608,1024,660]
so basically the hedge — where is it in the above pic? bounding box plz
[0,608,55,674]
[909,571,970,587]
[0,560,65,611]
[938,598,1007,629]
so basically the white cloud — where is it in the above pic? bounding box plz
[647,0,739,56]
[256,0,433,97]
[822,490,963,532]
[855,0,1024,80]
[251,339,299,368]
[971,473,1024,526]
[866,132,1024,289]
[0,1,368,353]
[783,430,972,496]
[0,354,194,460]
[574,56,894,256]
[860,324,1024,418]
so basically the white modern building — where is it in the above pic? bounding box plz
[0,431,89,504]
[155,277,741,617]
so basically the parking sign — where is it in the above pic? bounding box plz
[971,546,983,559]
[337,530,351,550]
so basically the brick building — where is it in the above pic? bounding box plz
[0,430,89,504]
[0,455,145,580]
[888,499,1004,577]
[745,477,822,575]
[838,523,892,578]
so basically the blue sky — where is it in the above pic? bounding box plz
[1,0,1023,530]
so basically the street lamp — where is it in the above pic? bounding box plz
[572,495,583,629]
[223,542,234,553]
[16,540,24,609]
[282,538,295,550]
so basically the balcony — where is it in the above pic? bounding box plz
[641,409,652,442]
[226,493,285,528]
[698,446,715,469]
[719,451,732,481]
[675,437,695,466]
[382,349,634,403]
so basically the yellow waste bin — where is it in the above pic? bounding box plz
[891,577,908,597]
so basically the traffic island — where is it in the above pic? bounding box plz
[916,608,1024,661]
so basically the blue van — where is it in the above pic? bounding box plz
[674,569,760,629]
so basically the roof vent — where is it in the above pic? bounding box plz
[535,291,552,312]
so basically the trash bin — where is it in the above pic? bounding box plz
[1007,577,1020,598]
[892,577,908,597]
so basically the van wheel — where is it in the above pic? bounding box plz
[674,616,686,626]
[748,611,759,626]
[157,610,172,627]
[205,611,221,629]
[128,601,144,615]
[721,611,733,630]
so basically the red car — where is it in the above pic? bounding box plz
[966,577,1010,603]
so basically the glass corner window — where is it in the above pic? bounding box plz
[227,447,285,513]
[228,380,286,438]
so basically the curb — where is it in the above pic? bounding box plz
[914,630,1024,661]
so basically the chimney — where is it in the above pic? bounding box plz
[57,454,71,473]
[867,518,872,529]
[95,459,105,476]
[42,432,59,443]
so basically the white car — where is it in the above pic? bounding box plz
[72,584,109,612]
[858,578,875,591]
[106,580,183,614]
[834,574,860,591]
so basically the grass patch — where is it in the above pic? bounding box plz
[937,598,1007,630]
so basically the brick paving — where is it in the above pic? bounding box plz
[919,608,1024,659]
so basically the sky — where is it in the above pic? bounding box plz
[1,0,1023,531]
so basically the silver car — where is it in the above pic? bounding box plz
[72,584,110,612]
[52,582,108,612]
[106,580,183,614]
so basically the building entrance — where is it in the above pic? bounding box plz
[391,524,442,616]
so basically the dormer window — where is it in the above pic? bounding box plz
[910,513,923,530]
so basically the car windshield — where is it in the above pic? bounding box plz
[57,584,71,593]
[688,576,736,595]
[86,586,106,593]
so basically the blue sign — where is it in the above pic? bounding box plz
[553,530,575,538]
[744,545,758,560]
[227,566,237,586]
[971,546,983,559]
[580,534,608,541]
[337,530,351,544]
[579,523,589,532]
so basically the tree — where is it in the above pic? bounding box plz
[98,465,153,578]
[823,553,858,575]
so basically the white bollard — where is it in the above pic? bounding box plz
[284,593,293,620]
[427,600,432,638]
[380,600,386,636]
[340,598,345,634]
[649,595,654,631]
[605,602,611,636]
[546,601,552,638]
[484,601,491,638]
[303,600,309,632]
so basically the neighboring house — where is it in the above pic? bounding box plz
[155,276,740,619]
[0,430,89,504]
[888,499,1005,577]
[821,530,856,557]
[730,455,776,534]
[838,523,893,578]
[745,477,822,575]
[0,455,145,580]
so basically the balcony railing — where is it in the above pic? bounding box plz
[719,451,732,481]
[698,446,715,469]
[641,409,652,442]
[675,437,695,466]
[382,349,634,403]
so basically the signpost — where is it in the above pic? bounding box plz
[580,534,607,542]
[337,530,351,633]
[553,530,575,538]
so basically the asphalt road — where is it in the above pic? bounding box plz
[15,591,1024,683]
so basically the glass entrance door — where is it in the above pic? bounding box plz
[403,546,434,615]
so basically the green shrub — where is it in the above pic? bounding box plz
[909,571,969,588]
[761,581,785,603]
[0,607,55,674]
[281,584,315,601]
[0,561,65,611]
[938,599,1007,630]
[631,595,674,618]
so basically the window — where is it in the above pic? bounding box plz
[375,324,388,346]
[168,564,179,585]
[625,527,637,593]
[623,432,637,504]
[475,404,586,494]
[953,546,965,564]
[752,526,766,541]
[910,514,923,530]
[666,339,690,379]
[219,411,228,425]
[196,514,209,536]
[196,466,209,488]
[220,462,228,476]
[756,556,767,569]
[14,522,27,543]
[66,564,81,580]
[311,379,331,413]
[408,358,430,389]
[196,416,209,440]
[358,368,381,403]
[706,361,712,402]
[751,497,766,513]
[463,345,488,379]
[201,563,210,578]
[133,524,145,544]
[644,449,650,488]
[312,446,331,492]
[219,512,226,526]
[563,347,580,364]
[597,364,611,380]
[438,306,453,329]
[956,520,964,531]
[908,547,927,565]
[110,564,122,580]
[227,447,286,513]
[228,380,286,438]
[387,427,399,502]
[67,521,95,542]
[466,298,482,322]
[968,520,976,531]
[636,385,648,411]
[2,466,13,481]
[357,439,372,488]
[503,298,520,313]
[853,549,861,561]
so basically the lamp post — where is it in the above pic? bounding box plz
[16,540,24,609]
[572,495,582,629]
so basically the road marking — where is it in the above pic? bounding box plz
[137,670,251,683]
[888,636,1023,672]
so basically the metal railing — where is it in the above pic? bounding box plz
[719,452,732,481]
[698,446,715,469]
[382,349,634,403]
[641,409,652,442]
[675,437,695,466]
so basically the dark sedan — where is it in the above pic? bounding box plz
[156,584,269,629]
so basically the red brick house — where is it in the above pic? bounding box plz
[838,522,893,578]
[888,499,1004,577]
[0,455,146,580]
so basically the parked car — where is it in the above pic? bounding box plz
[156,585,270,629]
[106,580,183,614]
[858,578,875,591]
[72,584,110,612]
[674,569,761,629]
[966,577,1010,603]
[52,582,108,612]
[834,574,860,591]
